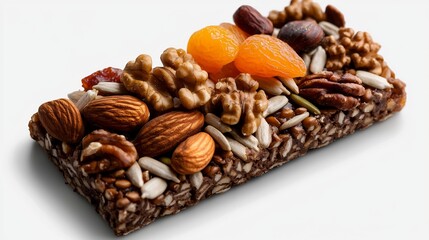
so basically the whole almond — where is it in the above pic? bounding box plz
[82,95,149,133]
[171,132,215,175]
[233,5,274,35]
[38,98,84,144]
[134,111,204,158]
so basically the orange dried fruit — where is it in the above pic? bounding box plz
[220,22,249,43]
[209,62,240,83]
[187,25,239,73]
[234,34,307,79]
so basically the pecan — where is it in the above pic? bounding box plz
[122,48,211,112]
[80,130,138,174]
[298,71,365,110]
[211,73,268,136]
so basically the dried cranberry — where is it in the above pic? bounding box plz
[81,67,123,91]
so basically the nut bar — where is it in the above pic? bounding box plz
[28,0,406,236]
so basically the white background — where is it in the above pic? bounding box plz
[1,0,429,239]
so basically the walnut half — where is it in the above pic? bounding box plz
[211,73,268,136]
[121,48,211,112]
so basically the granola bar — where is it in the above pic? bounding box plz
[28,1,406,236]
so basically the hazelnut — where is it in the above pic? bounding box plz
[277,20,324,53]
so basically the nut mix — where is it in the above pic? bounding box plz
[28,1,406,236]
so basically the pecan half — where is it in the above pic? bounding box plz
[80,130,138,174]
[298,71,365,110]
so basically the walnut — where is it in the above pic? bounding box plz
[122,48,211,112]
[298,71,366,110]
[80,129,138,174]
[162,48,211,110]
[211,73,268,136]
[268,0,325,27]
[323,28,386,75]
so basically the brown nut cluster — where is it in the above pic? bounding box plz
[211,73,268,136]
[323,28,392,77]
[268,0,326,28]
[122,48,211,112]
[297,71,366,110]
[80,129,138,174]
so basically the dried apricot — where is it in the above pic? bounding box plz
[234,34,307,79]
[82,67,122,91]
[209,62,241,83]
[187,25,239,73]
[220,23,249,43]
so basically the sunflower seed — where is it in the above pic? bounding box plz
[190,171,203,190]
[302,54,312,70]
[280,137,293,158]
[319,21,339,39]
[226,137,248,161]
[140,177,167,200]
[138,157,180,183]
[256,118,272,148]
[67,90,85,104]
[62,142,72,154]
[75,89,98,110]
[338,111,345,125]
[253,76,290,95]
[93,82,129,95]
[243,162,253,173]
[205,113,232,133]
[356,70,393,90]
[217,176,231,185]
[363,103,375,113]
[310,46,327,74]
[277,76,299,94]
[280,112,310,130]
[126,162,144,188]
[205,125,231,151]
[263,95,289,117]
[229,130,259,151]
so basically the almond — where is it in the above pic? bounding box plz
[82,95,150,133]
[134,111,204,158]
[171,132,215,175]
[38,98,84,144]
